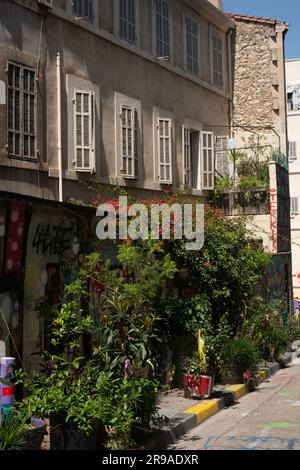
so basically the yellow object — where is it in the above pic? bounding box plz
[184,400,219,423]
[197,329,206,370]
[224,384,247,400]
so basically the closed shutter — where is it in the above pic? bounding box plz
[120,0,136,43]
[158,118,172,183]
[120,105,137,178]
[202,131,214,190]
[74,89,95,172]
[72,0,94,21]
[186,16,198,74]
[183,127,192,186]
[216,136,229,177]
[156,0,170,58]
[289,141,297,160]
[291,197,299,215]
[212,31,223,88]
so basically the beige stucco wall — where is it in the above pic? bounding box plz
[0,0,233,203]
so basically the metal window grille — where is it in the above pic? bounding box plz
[72,0,94,21]
[156,0,170,58]
[74,90,94,171]
[7,63,36,159]
[120,105,137,178]
[120,0,136,44]
[202,132,214,190]
[158,118,172,183]
[186,16,198,74]
[212,32,223,88]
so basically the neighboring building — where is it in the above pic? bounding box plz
[286,59,300,301]
[0,0,235,369]
[215,13,292,316]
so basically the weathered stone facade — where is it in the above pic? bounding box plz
[232,21,274,128]
[230,15,288,156]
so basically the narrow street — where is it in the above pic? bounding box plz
[169,358,300,450]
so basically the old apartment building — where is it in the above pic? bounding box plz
[286,59,300,301]
[0,0,234,203]
[0,1,235,368]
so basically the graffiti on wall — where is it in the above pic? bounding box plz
[269,188,277,254]
[32,221,76,256]
[266,254,290,319]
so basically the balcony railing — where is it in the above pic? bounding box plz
[214,187,270,216]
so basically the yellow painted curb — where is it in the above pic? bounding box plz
[183,400,219,424]
[224,384,247,400]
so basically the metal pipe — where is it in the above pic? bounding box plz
[56,52,63,202]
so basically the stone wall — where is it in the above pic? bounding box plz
[232,20,275,128]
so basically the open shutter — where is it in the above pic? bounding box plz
[158,118,172,184]
[202,131,214,190]
[183,127,192,186]
[74,89,95,172]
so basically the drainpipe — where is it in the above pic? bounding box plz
[227,28,234,138]
[56,52,63,202]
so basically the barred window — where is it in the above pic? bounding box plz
[186,16,199,75]
[155,0,170,59]
[7,63,36,159]
[212,31,224,88]
[72,0,94,22]
[119,0,136,44]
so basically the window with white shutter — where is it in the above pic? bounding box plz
[202,131,214,190]
[72,0,94,22]
[186,16,199,75]
[291,197,299,215]
[7,62,36,159]
[74,90,95,172]
[120,105,138,178]
[289,141,297,160]
[155,0,170,58]
[216,136,229,177]
[184,128,192,186]
[158,118,172,183]
[211,30,224,88]
[119,0,136,44]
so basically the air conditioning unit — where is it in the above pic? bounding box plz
[37,0,54,8]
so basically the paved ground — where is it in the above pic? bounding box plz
[169,357,300,450]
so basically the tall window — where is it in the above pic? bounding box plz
[291,197,299,215]
[7,63,36,159]
[155,0,170,58]
[120,106,138,178]
[186,16,199,75]
[289,141,297,160]
[72,0,94,22]
[211,31,224,88]
[216,136,229,177]
[184,128,192,186]
[74,90,95,171]
[158,118,172,183]
[119,0,136,44]
[202,132,214,190]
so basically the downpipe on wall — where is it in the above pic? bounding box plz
[56,52,63,203]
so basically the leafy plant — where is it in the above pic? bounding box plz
[215,176,234,192]
[182,351,206,376]
[0,413,32,450]
[223,338,258,373]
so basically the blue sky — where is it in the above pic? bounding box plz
[224,0,300,59]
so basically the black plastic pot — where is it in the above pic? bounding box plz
[24,418,47,450]
[50,416,107,450]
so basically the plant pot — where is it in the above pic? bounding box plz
[50,416,107,450]
[24,418,47,450]
[182,373,214,399]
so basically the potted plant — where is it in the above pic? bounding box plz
[222,338,259,385]
[182,351,213,399]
